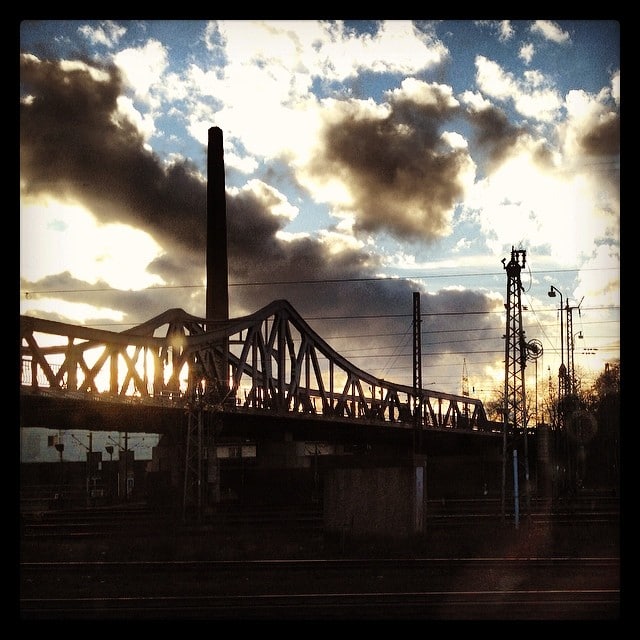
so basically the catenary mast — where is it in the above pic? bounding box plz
[501,247,530,521]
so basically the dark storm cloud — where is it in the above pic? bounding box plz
[229,188,377,281]
[578,114,620,157]
[20,55,207,252]
[20,272,182,324]
[465,103,529,170]
[418,290,504,384]
[309,87,470,242]
[224,185,402,319]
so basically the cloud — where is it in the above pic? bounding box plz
[78,21,127,49]
[463,98,529,171]
[519,43,535,65]
[172,20,452,179]
[20,54,207,254]
[212,20,448,85]
[530,20,571,45]
[297,80,475,242]
[561,86,620,158]
[474,55,563,123]
[112,38,169,108]
[474,20,515,43]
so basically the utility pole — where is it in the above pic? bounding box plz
[412,291,427,533]
[412,292,423,453]
[462,358,470,425]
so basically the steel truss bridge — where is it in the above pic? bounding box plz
[20,299,500,440]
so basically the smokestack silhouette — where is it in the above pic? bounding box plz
[206,126,229,325]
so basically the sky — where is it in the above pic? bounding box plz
[19,19,620,424]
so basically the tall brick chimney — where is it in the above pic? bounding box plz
[206,126,229,325]
[206,127,229,395]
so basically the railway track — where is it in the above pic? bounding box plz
[19,495,620,619]
[20,504,324,539]
[20,557,620,620]
[424,495,621,526]
[20,495,620,537]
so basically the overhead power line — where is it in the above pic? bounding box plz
[21,266,618,296]
[20,306,621,329]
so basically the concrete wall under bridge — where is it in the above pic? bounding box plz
[323,457,426,540]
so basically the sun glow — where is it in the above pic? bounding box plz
[20,197,164,292]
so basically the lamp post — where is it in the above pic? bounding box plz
[547,286,567,402]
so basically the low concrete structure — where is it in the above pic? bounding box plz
[323,457,426,539]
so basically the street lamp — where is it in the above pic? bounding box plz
[548,286,567,400]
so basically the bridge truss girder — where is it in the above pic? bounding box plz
[20,299,491,432]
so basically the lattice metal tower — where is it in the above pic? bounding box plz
[501,247,530,518]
